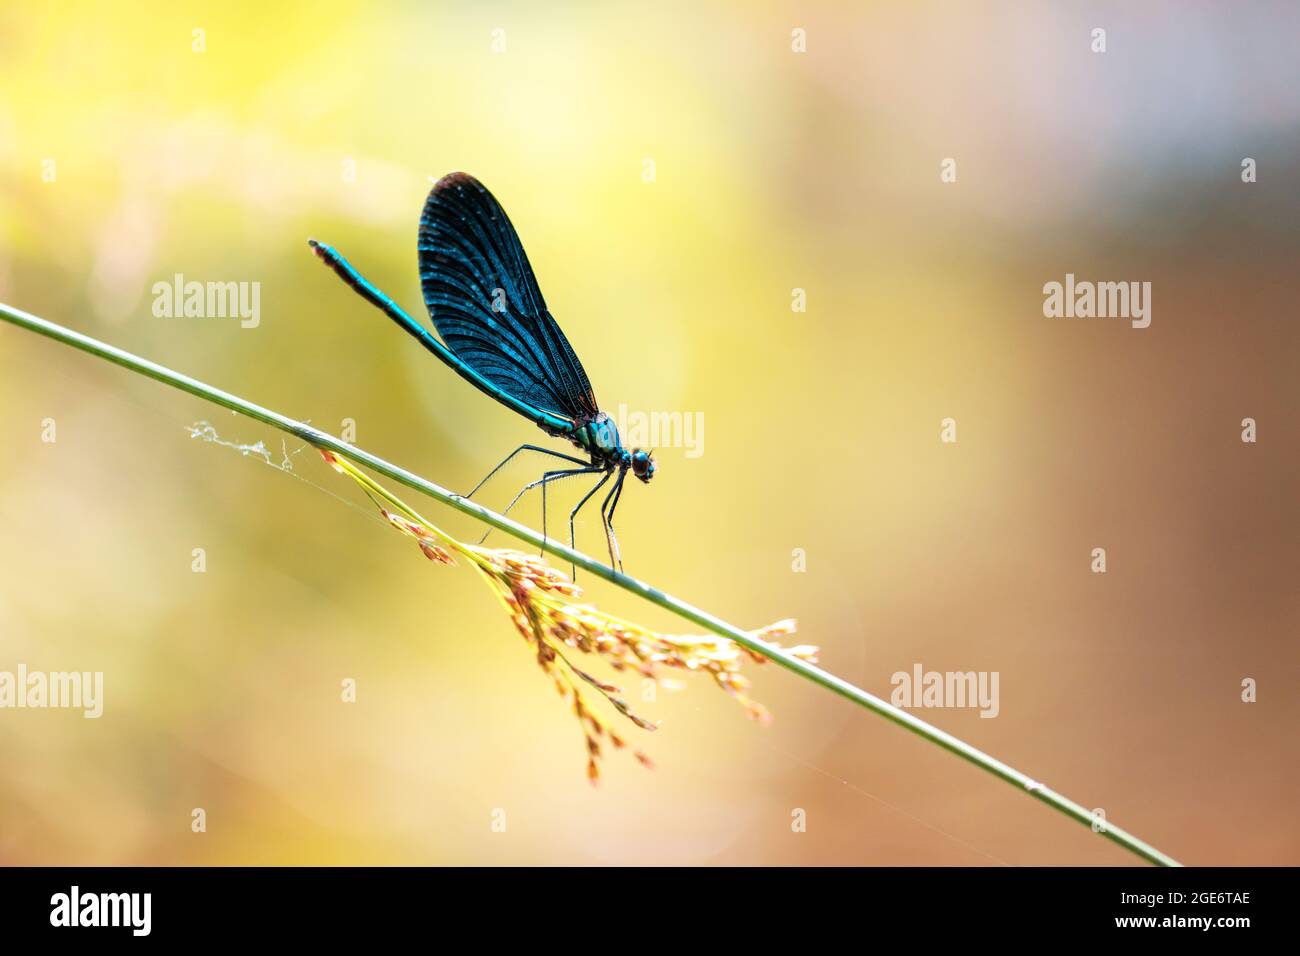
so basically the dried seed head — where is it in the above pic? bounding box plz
[323,447,816,782]
[418,541,454,564]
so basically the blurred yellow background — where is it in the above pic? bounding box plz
[1,1,1297,865]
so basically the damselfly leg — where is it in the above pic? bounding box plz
[493,466,623,580]
[600,467,628,573]
[463,444,589,500]
[478,466,601,546]
[566,470,613,579]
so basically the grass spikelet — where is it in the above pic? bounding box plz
[320,447,811,780]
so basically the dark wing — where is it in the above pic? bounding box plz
[418,172,600,424]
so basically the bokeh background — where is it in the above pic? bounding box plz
[0,1,1296,866]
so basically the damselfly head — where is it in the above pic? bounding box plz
[631,449,656,483]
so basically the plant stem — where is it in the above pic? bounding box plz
[0,300,1182,867]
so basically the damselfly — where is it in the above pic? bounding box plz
[309,172,654,572]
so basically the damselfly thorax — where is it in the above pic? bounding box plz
[565,413,654,478]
